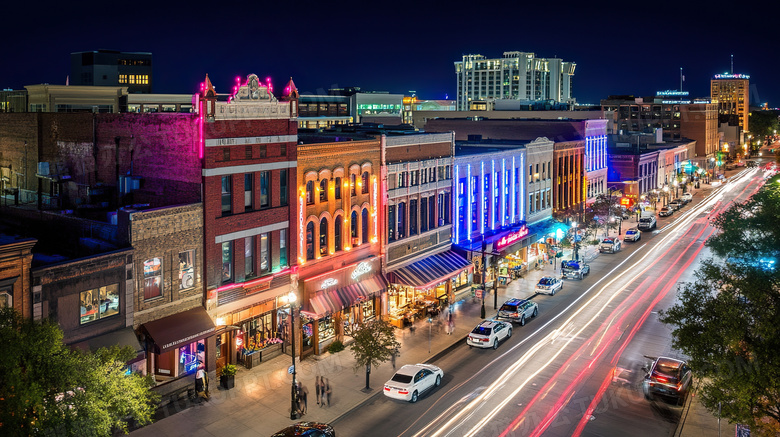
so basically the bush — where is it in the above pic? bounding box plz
[327,340,345,353]
[221,364,237,377]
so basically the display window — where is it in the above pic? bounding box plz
[178,340,205,375]
[318,316,335,342]
[79,284,120,324]
[362,299,375,321]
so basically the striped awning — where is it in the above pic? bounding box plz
[307,274,388,318]
[387,250,472,289]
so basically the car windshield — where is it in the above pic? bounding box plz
[472,326,492,335]
[391,373,414,384]
[500,303,518,312]
[602,239,613,243]
[656,360,682,376]
[627,230,636,234]
[539,278,555,285]
[562,261,580,269]
[640,218,651,223]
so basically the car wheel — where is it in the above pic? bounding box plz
[520,315,526,326]
[676,391,686,406]
[507,328,512,338]
[532,307,538,317]
[551,288,556,296]
[410,390,418,403]
[492,339,498,350]
[435,375,441,387]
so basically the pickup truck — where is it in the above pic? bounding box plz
[561,260,590,279]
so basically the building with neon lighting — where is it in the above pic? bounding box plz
[710,73,749,134]
[198,74,299,367]
[454,52,576,111]
[295,131,383,356]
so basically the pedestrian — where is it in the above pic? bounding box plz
[391,348,397,370]
[319,377,326,408]
[195,363,209,402]
[315,376,321,405]
[325,378,332,407]
[300,383,308,415]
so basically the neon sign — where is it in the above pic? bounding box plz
[321,278,338,289]
[372,175,378,242]
[714,74,749,79]
[495,226,529,251]
[351,261,372,280]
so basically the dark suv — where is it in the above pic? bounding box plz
[642,357,692,405]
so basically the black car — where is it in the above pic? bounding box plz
[642,357,692,405]
[271,422,336,437]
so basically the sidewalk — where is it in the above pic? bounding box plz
[675,381,736,437]
[131,266,556,437]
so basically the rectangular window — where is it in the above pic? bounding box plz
[143,258,163,300]
[429,196,436,230]
[280,144,287,156]
[221,176,232,214]
[222,241,233,284]
[260,171,270,208]
[387,174,397,190]
[245,146,252,159]
[223,148,230,161]
[279,169,288,206]
[259,233,269,274]
[245,236,254,278]
[410,199,418,236]
[179,250,195,290]
[259,145,267,158]
[79,284,120,324]
[421,170,427,185]
[335,176,341,199]
[279,229,288,267]
[420,197,428,232]
[244,174,253,210]
[398,172,407,188]
[388,205,396,242]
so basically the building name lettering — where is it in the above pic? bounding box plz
[351,262,372,280]
[495,227,529,251]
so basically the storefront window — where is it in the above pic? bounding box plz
[318,317,335,342]
[143,258,162,300]
[79,284,120,324]
[362,299,375,321]
[178,340,205,375]
[179,250,195,290]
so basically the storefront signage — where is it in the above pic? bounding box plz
[351,262,372,280]
[495,227,529,251]
[321,278,338,289]
[245,280,271,295]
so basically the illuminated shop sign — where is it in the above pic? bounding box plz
[495,226,529,251]
[713,74,749,79]
[321,278,338,289]
[656,90,689,96]
[351,261,372,280]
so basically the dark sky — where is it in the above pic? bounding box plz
[4,0,779,107]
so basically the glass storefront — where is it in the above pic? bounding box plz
[318,316,335,343]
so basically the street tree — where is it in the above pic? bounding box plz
[0,307,159,436]
[349,319,401,391]
[659,185,780,435]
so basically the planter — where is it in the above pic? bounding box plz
[241,343,284,369]
[220,374,235,389]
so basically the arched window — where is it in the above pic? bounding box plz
[351,210,358,246]
[361,172,369,194]
[334,215,342,252]
[319,217,329,256]
[350,174,357,196]
[306,181,314,205]
[320,179,328,202]
[306,222,315,260]
[361,208,369,243]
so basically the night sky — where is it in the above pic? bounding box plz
[4,0,779,107]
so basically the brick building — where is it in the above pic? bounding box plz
[0,233,36,317]
[199,74,299,370]
[295,131,383,356]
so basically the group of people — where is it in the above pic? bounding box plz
[296,376,332,416]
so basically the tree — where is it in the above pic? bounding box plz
[748,110,780,144]
[0,307,159,436]
[349,319,401,391]
[659,186,780,435]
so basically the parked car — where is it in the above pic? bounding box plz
[271,422,336,437]
[561,259,590,279]
[535,276,564,295]
[467,319,512,349]
[668,199,683,210]
[680,192,693,203]
[599,237,622,253]
[624,228,641,242]
[496,298,539,326]
[383,364,444,403]
[642,357,693,405]
[638,215,657,231]
[659,206,674,217]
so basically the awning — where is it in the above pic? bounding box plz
[72,327,145,363]
[307,274,388,318]
[141,306,216,354]
[526,219,563,243]
[387,250,472,289]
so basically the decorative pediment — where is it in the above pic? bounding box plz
[232,74,277,103]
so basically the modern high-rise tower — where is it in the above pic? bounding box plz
[454,52,576,111]
[710,73,749,133]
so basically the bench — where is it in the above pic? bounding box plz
[162,385,195,406]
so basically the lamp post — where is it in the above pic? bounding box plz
[663,186,669,206]
[572,221,579,261]
[287,288,298,420]
[673,180,679,198]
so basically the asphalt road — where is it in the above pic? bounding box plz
[333,168,767,437]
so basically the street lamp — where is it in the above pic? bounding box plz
[663,185,669,205]
[572,221,579,261]
[673,180,679,198]
[286,289,299,420]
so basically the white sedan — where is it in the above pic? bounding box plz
[383,364,444,403]
[467,319,512,349]
[535,276,563,295]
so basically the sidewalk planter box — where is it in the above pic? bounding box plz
[220,374,235,389]
[241,343,284,369]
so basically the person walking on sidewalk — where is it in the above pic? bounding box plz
[319,377,326,408]
[315,375,321,405]
[299,383,309,415]
[325,378,332,407]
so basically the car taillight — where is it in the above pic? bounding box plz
[398,390,408,394]
[656,376,669,383]
[384,386,390,391]
[480,338,489,342]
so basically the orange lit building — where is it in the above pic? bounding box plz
[711,73,749,134]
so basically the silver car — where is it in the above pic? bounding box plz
[496,298,539,326]
[535,276,564,295]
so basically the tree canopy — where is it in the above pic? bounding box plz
[349,319,401,387]
[0,308,159,436]
[660,184,780,435]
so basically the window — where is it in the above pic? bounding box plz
[245,236,255,278]
[222,242,233,283]
[245,146,252,159]
[361,208,369,244]
[335,177,342,199]
[221,176,232,214]
[320,179,328,202]
[259,145,267,158]
[223,148,230,161]
[410,199,418,236]
[280,170,288,206]
[350,174,357,196]
[334,216,343,251]
[306,181,314,205]
[279,229,288,267]
[260,171,270,208]
[79,284,120,324]
[306,222,315,260]
[361,172,369,194]
[429,196,436,230]
[397,202,406,239]
[420,197,428,232]
[421,169,427,184]
[143,258,163,300]
[179,250,195,290]
[388,205,396,242]
[351,211,359,246]
[0,289,11,309]
[244,174,253,210]
[280,144,287,156]
[260,233,269,273]
[387,174,397,189]
[411,170,419,186]
[319,218,329,256]
[399,172,408,188]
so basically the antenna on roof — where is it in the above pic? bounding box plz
[731,54,734,74]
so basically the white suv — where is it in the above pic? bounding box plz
[467,319,512,349]
[681,192,693,203]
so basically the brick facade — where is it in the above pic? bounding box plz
[0,235,36,318]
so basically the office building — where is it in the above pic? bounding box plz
[71,50,153,93]
[710,73,749,133]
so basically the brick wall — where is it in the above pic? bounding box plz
[0,237,36,318]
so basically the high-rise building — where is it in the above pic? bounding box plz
[454,52,576,111]
[710,73,749,133]
[71,50,153,93]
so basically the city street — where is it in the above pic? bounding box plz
[333,169,765,437]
